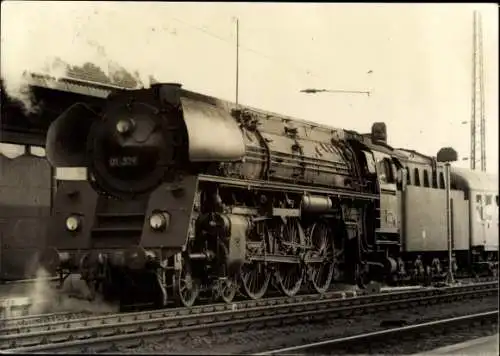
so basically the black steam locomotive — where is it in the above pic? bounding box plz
[40,83,498,309]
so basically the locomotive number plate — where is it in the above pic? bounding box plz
[108,156,139,167]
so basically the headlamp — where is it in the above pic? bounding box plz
[149,212,169,231]
[65,215,81,232]
[116,119,134,135]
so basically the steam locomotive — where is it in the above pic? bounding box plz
[40,83,499,309]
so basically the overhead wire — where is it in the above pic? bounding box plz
[167,16,321,82]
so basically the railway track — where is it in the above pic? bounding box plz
[0,277,59,285]
[0,281,496,353]
[0,288,356,331]
[0,282,425,330]
[0,285,415,328]
[1,275,495,320]
[0,310,97,329]
[256,310,499,355]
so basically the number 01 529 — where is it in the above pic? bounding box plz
[108,156,139,167]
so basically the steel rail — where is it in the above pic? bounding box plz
[0,288,356,331]
[1,282,496,353]
[0,277,58,285]
[1,277,495,326]
[255,310,499,355]
[0,310,96,329]
[0,284,423,328]
[1,282,490,334]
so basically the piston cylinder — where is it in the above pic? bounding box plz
[199,213,249,272]
[301,195,333,213]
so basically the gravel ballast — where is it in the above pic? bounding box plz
[125,294,498,354]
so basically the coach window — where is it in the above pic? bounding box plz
[496,195,498,206]
[431,171,438,188]
[423,170,430,187]
[414,168,420,186]
[451,179,457,189]
[485,195,492,205]
[476,195,483,219]
[405,167,411,185]
[439,172,445,189]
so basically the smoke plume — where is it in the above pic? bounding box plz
[1,2,161,114]
[25,268,118,316]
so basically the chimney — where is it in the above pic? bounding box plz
[152,83,182,107]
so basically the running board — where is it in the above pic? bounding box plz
[248,255,326,264]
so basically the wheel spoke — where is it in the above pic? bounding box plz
[308,221,336,294]
[213,242,236,304]
[240,221,270,300]
[276,219,304,297]
[173,254,199,307]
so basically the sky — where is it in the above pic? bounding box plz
[1,2,498,173]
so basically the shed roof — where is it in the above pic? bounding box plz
[451,166,498,193]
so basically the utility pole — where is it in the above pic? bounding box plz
[437,147,458,285]
[235,17,240,108]
[470,10,486,171]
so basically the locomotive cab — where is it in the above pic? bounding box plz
[367,123,405,242]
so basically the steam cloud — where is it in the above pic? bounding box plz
[1,2,162,114]
[23,268,118,316]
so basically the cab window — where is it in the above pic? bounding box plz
[377,160,387,184]
[363,151,377,174]
[385,159,395,183]
[377,158,394,184]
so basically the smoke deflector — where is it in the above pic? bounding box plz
[46,103,99,167]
